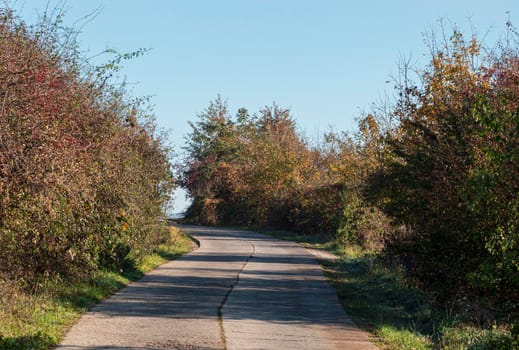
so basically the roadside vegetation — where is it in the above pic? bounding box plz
[263,229,514,349]
[1,2,517,349]
[0,6,191,349]
[0,226,193,349]
[180,22,518,349]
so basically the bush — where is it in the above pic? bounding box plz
[367,25,519,303]
[0,7,174,286]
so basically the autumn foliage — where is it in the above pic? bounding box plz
[180,97,385,247]
[181,24,518,314]
[368,27,518,304]
[0,9,174,286]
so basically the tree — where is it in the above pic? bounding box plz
[180,96,243,224]
[367,25,519,300]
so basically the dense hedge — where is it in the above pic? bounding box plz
[368,28,518,305]
[0,9,174,286]
[181,25,518,315]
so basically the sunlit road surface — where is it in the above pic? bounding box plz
[58,225,378,350]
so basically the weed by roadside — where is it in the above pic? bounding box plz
[260,229,516,350]
[0,227,193,350]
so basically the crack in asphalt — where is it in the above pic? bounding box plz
[217,240,256,350]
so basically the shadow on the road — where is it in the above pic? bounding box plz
[87,252,353,328]
[59,224,358,344]
[56,346,220,350]
[179,252,316,265]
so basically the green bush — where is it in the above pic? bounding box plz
[0,7,174,286]
[367,27,519,303]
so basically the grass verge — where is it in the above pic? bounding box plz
[259,229,516,350]
[0,226,194,350]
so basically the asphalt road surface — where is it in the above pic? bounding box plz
[58,225,378,350]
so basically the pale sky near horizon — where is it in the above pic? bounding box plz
[14,0,519,212]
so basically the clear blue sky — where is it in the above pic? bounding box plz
[15,0,518,212]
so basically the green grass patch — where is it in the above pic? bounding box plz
[438,325,516,350]
[377,325,431,350]
[258,229,516,350]
[0,227,194,350]
[323,253,435,349]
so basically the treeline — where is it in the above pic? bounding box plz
[180,25,518,307]
[180,100,387,248]
[0,9,174,286]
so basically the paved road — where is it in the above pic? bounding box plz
[58,226,378,349]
